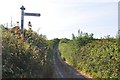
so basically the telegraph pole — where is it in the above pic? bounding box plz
[10,17,13,27]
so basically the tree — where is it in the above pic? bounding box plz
[72,33,75,40]
[89,33,94,40]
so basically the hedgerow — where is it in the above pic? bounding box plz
[2,25,54,78]
[59,31,119,78]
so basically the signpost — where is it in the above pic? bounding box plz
[24,13,40,17]
[20,6,25,34]
[20,5,41,35]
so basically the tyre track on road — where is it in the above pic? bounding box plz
[53,44,92,79]
[53,52,64,78]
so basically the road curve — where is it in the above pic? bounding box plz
[53,44,92,79]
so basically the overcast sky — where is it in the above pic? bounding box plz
[0,0,119,39]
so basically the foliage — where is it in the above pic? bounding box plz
[53,38,60,47]
[75,31,94,46]
[60,38,70,43]
[2,26,54,78]
[59,31,119,78]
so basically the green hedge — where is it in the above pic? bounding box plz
[59,39,119,78]
[2,27,54,78]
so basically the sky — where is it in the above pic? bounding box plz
[0,0,119,39]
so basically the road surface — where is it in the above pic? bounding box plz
[53,45,92,79]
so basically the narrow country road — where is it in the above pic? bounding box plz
[53,44,91,79]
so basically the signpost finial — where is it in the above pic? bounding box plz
[20,6,25,10]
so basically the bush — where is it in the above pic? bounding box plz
[2,26,54,78]
[59,34,119,78]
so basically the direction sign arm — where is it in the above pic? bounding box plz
[24,13,41,17]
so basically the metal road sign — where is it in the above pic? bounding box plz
[24,13,40,17]
[20,6,25,34]
[20,5,40,36]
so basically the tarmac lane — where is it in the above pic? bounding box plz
[53,45,92,80]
